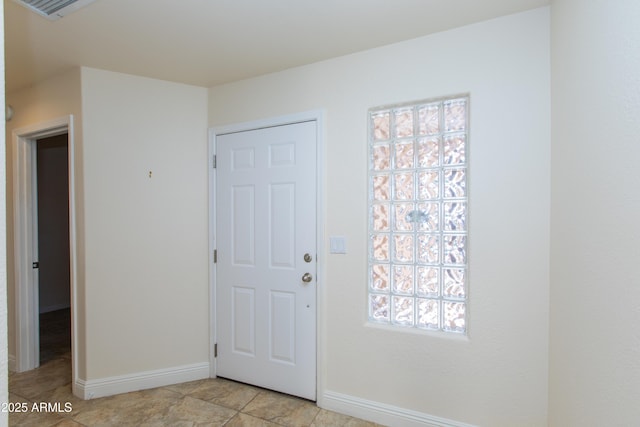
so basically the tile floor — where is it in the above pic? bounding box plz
[9,309,383,427]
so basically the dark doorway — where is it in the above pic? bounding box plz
[36,133,71,364]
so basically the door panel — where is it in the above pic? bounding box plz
[232,287,255,355]
[231,186,255,265]
[270,290,296,364]
[270,183,295,268]
[216,121,317,400]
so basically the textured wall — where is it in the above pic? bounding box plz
[1,1,8,424]
[549,0,640,424]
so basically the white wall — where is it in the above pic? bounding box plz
[209,8,550,426]
[80,68,210,381]
[549,0,640,425]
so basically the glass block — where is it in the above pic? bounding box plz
[418,171,439,200]
[417,298,439,329]
[393,203,414,232]
[443,268,465,298]
[372,203,390,232]
[393,234,414,263]
[417,266,439,296]
[372,111,390,141]
[443,301,466,332]
[443,235,466,265]
[443,201,466,232]
[392,296,414,326]
[444,99,467,133]
[370,294,390,322]
[394,108,414,138]
[393,265,414,295]
[372,174,390,201]
[443,135,466,165]
[417,137,440,168]
[443,168,466,198]
[371,234,389,262]
[369,96,468,334]
[370,264,390,292]
[394,141,414,169]
[393,172,414,200]
[372,144,391,171]
[418,104,440,135]
[417,234,439,264]
[416,202,439,232]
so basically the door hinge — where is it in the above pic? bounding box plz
[213,250,217,263]
[214,343,218,358]
[212,155,217,169]
[32,262,39,269]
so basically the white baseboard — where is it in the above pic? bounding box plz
[320,391,477,427]
[8,354,16,372]
[74,362,210,400]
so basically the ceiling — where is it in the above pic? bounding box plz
[4,0,550,94]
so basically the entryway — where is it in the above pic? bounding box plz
[36,133,71,365]
[11,116,77,380]
[211,113,321,401]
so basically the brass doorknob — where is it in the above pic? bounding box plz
[302,273,313,283]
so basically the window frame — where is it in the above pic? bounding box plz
[367,94,470,334]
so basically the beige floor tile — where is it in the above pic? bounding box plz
[7,393,67,427]
[311,409,382,427]
[51,420,85,427]
[8,411,67,427]
[163,378,210,395]
[225,412,282,427]
[241,390,320,427]
[70,388,181,426]
[140,395,237,426]
[9,358,72,400]
[166,377,260,410]
[29,383,91,416]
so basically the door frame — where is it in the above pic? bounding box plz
[208,110,325,399]
[11,115,78,382]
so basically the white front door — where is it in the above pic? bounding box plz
[215,121,317,400]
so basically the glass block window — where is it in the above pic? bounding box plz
[368,96,469,333]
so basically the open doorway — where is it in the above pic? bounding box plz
[36,134,71,365]
[12,115,77,383]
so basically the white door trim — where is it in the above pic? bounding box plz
[11,115,78,383]
[208,110,325,399]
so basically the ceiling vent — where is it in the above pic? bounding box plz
[13,0,99,21]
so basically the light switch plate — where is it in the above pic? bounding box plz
[329,236,347,254]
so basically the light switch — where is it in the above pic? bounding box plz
[329,236,347,254]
